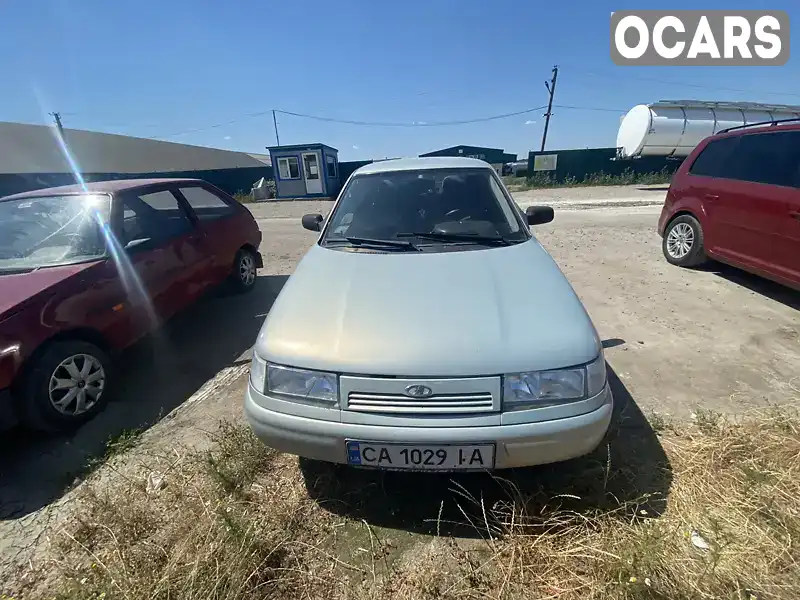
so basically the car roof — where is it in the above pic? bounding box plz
[0,178,208,202]
[353,156,494,176]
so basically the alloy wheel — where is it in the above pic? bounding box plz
[666,222,694,259]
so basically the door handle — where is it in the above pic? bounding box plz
[704,194,719,201]
[790,212,800,220]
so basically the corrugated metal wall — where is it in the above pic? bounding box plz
[0,166,274,198]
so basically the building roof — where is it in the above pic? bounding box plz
[266,143,338,153]
[1,178,206,201]
[420,144,505,156]
[246,152,272,166]
[353,156,492,175]
[0,121,269,175]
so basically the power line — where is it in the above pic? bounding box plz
[561,65,800,99]
[554,104,629,113]
[274,106,548,127]
[158,111,273,139]
[152,105,549,139]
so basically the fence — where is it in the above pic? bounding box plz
[526,148,683,183]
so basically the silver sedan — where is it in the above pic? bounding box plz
[246,157,612,471]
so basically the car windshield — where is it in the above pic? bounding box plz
[0,194,110,272]
[322,168,526,248]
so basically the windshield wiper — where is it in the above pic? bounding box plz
[396,231,512,246]
[327,236,419,251]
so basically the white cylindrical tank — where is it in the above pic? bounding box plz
[617,102,800,158]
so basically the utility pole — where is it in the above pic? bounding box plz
[272,109,281,146]
[50,112,65,137]
[540,65,558,152]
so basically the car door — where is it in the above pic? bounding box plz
[683,135,743,257]
[785,174,800,286]
[117,187,202,321]
[713,131,800,280]
[174,184,243,285]
[747,129,800,284]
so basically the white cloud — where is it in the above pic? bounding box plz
[224,135,231,140]
[352,145,359,150]
[524,120,536,125]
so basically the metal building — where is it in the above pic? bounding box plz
[419,145,517,173]
[267,143,340,199]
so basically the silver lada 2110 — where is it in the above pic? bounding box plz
[246,157,612,471]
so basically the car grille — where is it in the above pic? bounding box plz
[339,375,502,416]
[347,391,494,414]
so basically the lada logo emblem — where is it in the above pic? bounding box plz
[404,385,433,398]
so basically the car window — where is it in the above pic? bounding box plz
[688,136,741,179]
[733,131,800,188]
[179,186,236,221]
[323,168,525,248]
[689,130,800,188]
[122,190,193,244]
[0,194,110,271]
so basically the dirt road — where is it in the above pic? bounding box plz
[2,194,798,583]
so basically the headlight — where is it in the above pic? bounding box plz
[586,352,607,397]
[266,363,338,404]
[503,352,606,410]
[250,353,267,393]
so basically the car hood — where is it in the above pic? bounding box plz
[0,262,99,320]
[257,240,601,377]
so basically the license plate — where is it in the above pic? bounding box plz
[345,441,495,471]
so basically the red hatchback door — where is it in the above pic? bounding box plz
[174,183,261,285]
[117,187,210,323]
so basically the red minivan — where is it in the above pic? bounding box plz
[0,179,263,431]
[658,121,800,290]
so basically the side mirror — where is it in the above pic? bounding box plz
[124,237,151,252]
[525,206,554,226]
[301,213,324,232]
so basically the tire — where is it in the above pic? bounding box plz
[229,247,258,294]
[18,340,112,432]
[662,214,706,267]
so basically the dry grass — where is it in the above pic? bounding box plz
[12,407,800,600]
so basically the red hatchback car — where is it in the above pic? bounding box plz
[658,120,800,290]
[0,178,262,431]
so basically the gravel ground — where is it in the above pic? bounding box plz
[2,193,799,587]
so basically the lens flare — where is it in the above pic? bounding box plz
[49,124,87,191]
[93,211,158,329]
[48,117,161,335]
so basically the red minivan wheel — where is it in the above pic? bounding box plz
[662,214,707,267]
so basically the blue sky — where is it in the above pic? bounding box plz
[1,0,798,161]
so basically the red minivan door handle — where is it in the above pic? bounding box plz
[790,211,800,220]
[704,194,719,201]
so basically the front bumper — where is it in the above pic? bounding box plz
[244,384,613,469]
